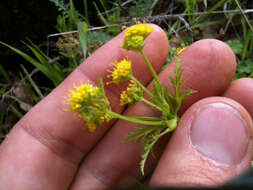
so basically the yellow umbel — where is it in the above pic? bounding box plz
[121,24,153,52]
[107,58,132,84]
[65,82,112,132]
[120,80,143,106]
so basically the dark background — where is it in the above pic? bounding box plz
[0,0,58,72]
[0,0,103,72]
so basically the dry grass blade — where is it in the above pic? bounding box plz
[20,65,44,99]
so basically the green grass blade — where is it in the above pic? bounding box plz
[241,16,247,41]
[242,31,251,61]
[11,106,24,119]
[193,0,228,26]
[69,0,79,29]
[24,82,38,103]
[25,39,49,58]
[191,20,223,29]
[83,0,89,24]
[0,64,11,82]
[0,41,63,86]
[22,41,49,64]
[249,36,253,57]
[0,101,4,135]
[167,20,180,36]
[99,0,108,13]
[78,22,88,59]
[0,41,49,77]
[23,41,64,85]
[9,95,33,105]
[93,2,109,26]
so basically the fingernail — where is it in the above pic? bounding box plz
[190,103,249,166]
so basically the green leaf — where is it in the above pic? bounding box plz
[237,59,253,74]
[226,40,243,55]
[57,14,67,32]
[140,125,174,175]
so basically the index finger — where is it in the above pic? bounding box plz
[0,24,169,189]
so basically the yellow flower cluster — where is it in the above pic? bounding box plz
[67,83,100,112]
[66,82,111,132]
[120,80,143,106]
[107,58,132,84]
[121,24,154,52]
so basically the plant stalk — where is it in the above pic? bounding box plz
[140,50,161,85]
[108,111,164,126]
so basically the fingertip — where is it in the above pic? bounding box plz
[181,39,237,92]
[150,97,253,187]
[159,39,237,114]
[223,78,253,118]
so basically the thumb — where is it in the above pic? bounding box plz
[150,97,253,187]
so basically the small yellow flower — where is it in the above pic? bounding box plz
[120,80,143,106]
[107,58,132,84]
[87,122,97,132]
[121,24,154,52]
[65,82,112,132]
[176,46,187,55]
[121,25,127,30]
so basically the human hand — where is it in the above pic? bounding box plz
[0,24,252,190]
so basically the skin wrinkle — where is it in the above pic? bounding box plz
[98,157,142,188]
[89,164,129,187]
[71,162,128,189]
[18,121,82,166]
[167,159,231,187]
[84,167,108,188]
[83,139,142,187]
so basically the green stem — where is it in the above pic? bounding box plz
[140,97,162,112]
[83,0,89,24]
[140,50,161,85]
[130,75,154,99]
[108,111,164,126]
[131,116,162,121]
